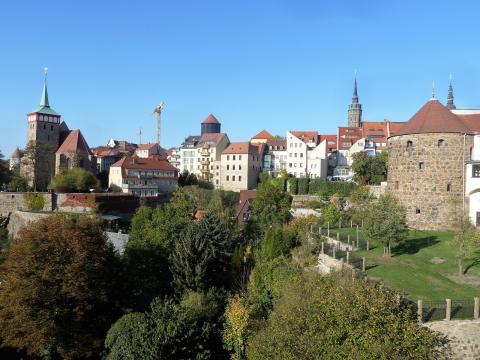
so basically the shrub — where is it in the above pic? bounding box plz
[49,168,100,193]
[23,193,45,211]
[297,178,309,194]
[288,178,298,195]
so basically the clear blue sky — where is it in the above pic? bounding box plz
[2,0,480,157]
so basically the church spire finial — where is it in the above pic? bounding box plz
[431,80,435,99]
[348,71,362,127]
[446,74,456,110]
[40,67,50,108]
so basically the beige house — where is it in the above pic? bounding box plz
[109,155,178,196]
[134,143,167,158]
[220,142,265,192]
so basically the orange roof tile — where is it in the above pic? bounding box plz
[56,129,91,155]
[111,156,178,173]
[222,142,265,155]
[198,133,229,147]
[252,130,274,140]
[290,131,319,144]
[202,114,220,124]
[393,99,472,136]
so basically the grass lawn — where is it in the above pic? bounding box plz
[330,227,480,301]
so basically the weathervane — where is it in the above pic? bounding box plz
[432,80,435,99]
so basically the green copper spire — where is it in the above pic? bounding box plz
[31,68,59,116]
[39,77,49,108]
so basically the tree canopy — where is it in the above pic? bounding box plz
[49,167,100,192]
[0,215,121,359]
[251,181,291,231]
[363,194,409,257]
[246,273,445,360]
[351,151,388,185]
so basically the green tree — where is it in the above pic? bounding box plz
[0,150,10,189]
[363,194,409,257]
[49,167,100,192]
[178,170,198,187]
[0,215,121,359]
[351,151,387,185]
[223,295,252,360]
[171,212,233,295]
[251,181,291,231]
[5,165,31,192]
[451,209,480,277]
[321,197,343,226]
[105,290,226,360]
[246,273,446,360]
[348,185,373,225]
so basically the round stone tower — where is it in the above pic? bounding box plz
[387,98,474,230]
[201,114,221,135]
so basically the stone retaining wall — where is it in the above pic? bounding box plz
[0,192,53,216]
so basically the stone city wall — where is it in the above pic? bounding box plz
[387,133,472,230]
[7,210,52,239]
[0,192,53,216]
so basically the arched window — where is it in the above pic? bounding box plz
[406,140,413,149]
[437,139,445,148]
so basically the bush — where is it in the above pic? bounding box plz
[49,168,100,193]
[109,184,123,193]
[308,179,356,198]
[288,178,298,195]
[297,178,309,194]
[23,193,45,211]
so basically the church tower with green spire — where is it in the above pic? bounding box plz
[24,70,61,190]
[348,76,362,128]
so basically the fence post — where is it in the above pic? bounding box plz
[445,299,451,321]
[336,232,340,242]
[340,257,344,270]
[361,218,364,227]
[321,241,324,255]
[417,300,423,323]
[351,219,353,228]
[356,225,359,248]
[310,224,313,233]
[339,219,342,229]
[346,251,350,265]
[319,226,322,236]
[366,240,370,251]
[474,297,479,320]
[347,234,350,246]
[327,222,330,238]
[362,257,366,272]
[332,246,336,259]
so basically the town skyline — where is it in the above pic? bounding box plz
[2,0,480,157]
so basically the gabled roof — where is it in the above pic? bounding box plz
[202,114,220,124]
[290,131,319,144]
[252,130,274,140]
[198,133,229,147]
[235,189,257,219]
[111,156,178,175]
[337,127,363,150]
[455,114,480,132]
[222,142,265,155]
[393,99,472,136]
[137,143,158,150]
[56,129,92,155]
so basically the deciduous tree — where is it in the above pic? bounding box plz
[251,181,291,231]
[0,215,121,359]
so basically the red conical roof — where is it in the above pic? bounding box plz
[202,114,220,124]
[252,130,274,140]
[394,99,472,136]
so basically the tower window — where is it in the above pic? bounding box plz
[437,139,445,148]
[415,208,421,214]
[419,162,425,170]
[406,140,413,149]
[447,183,452,192]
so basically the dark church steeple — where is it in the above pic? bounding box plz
[348,74,362,127]
[446,75,456,110]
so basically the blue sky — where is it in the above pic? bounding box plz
[2,0,480,157]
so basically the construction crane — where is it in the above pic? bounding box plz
[152,101,165,146]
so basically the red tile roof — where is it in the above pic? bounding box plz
[252,130,274,140]
[456,114,480,132]
[387,122,406,136]
[222,142,265,155]
[198,133,229,147]
[137,143,158,150]
[265,138,287,149]
[337,127,363,150]
[393,99,471,136]
[290,131,319,144]
[96,148,122,157]
[319,134,337,152]
[235,189,257,219]
[56,129,92,155]
[111,156,178,173]
[202,114,220,124]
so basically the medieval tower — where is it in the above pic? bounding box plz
[24,73,61,190]
[387,96,473,230]
[347,77,362,128]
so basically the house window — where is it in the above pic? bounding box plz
[227,155,229,160]
[239,176,242,181]
[419,162,425,170]
[226,175,229,181]
[437,139,445,148]
[406,140,413,149]
[239,165,242,170]
[473,164,480,177]
[300,153,303,158]
[227,165,229,170]
[239,155,242,160]
[233,165,235,170]
[447,183,451,192]
[232,176,235,181]
[415,208,421,214]
[233,155,236,160]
